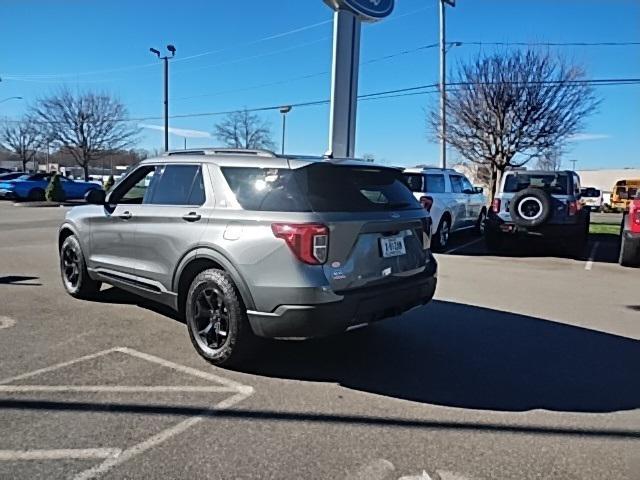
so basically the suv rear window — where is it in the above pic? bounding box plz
[222,164,420,212]
[504,173,570,195]
[580,187,601,197]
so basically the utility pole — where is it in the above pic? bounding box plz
[279,106,292,155]
[150,45,176,152]
[439,0,455,169]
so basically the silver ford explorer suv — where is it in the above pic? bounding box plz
[58,149,438,366]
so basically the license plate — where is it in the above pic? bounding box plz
[380,236,406,258]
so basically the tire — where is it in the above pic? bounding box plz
[433,216,451,251]
[60,235,102,299]
[619,235,640,267]
[185,268,258,367]
[28,188,45,201]
[474,208,487,236]
[509,188,552,228]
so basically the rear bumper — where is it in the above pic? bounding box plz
[485,215,584,239]
[247,261,437,338]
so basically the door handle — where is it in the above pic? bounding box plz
[182,212,202,222]
[118,211,132,220]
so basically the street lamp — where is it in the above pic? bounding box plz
[150,44,176,152]
[0,96,23,104]
[279,105,292,155]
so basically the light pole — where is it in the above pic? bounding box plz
[279,106,292,155]
[570,159,578,171]
[439,0,456,169]
[150,45,176,152]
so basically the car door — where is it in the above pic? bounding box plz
[88,165,157,278]
[134,163,210,293]
[461,175,480,223]
[448,175,469,230]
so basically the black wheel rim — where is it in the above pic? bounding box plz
[192,285,229,352]
[62,245,80,289]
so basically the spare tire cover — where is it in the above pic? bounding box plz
[509,188,552,227]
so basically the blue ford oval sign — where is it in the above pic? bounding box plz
[324,0,394,21]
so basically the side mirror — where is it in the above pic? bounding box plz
[473,186,484,194]
[85,189,106,205]
[462,188,475,195]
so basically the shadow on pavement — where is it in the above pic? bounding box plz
[444,232,619,263]
[0,275,41,286]
[237,300,640,413]
[89,286,183,322]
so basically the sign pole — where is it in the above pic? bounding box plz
[328,9,361,158]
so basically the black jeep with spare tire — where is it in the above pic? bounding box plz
[485,170,590,257]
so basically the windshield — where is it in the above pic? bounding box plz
[503,173,570,195]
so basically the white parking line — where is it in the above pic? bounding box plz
[0,347,255,479]
[585,241,600,270]
[0,385,239,393]
[0,448,121,461]
[444,238,483,254]
[0,316,16,330]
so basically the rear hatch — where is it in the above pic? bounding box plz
[498,172,577,225]
[289,163,430,292]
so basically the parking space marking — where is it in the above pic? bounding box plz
[0,347,255,480]
[0,316,16,330]
[585,241,600,271]
[444,238,483,255]
[0,448,122,461]
[0,347,120,385]
[0,385,239,393]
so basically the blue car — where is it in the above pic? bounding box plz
[0,173,102,201]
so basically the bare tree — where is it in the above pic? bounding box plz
[31,88,139,180]
[535,147,563,171]
[428,49,599,200]
[214,109,275,150]
[0,121,42,172]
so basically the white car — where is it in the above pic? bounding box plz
[403,167,487,250]
[580,187,603,212]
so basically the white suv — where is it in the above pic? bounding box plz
[403,167,487,250]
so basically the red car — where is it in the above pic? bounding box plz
[619,191,640,267]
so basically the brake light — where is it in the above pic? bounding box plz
[568,200,581,216]
[492,198,501,213]
[631,202,640,233]
[420,196,433,212]
[271,223,329,265]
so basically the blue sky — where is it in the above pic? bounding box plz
[1,0,638,169]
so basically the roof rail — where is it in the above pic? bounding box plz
[165,148,277,157]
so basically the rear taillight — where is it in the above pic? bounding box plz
[420,195,433,212]
[492,198,501,213]
[631,202,640,233]
[568,200,581,216]
[271,223,329,265]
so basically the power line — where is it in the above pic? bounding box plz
[6,77,639,126]
[461,41,640,47]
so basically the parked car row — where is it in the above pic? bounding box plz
[0,173,102,201]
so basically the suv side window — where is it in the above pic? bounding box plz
[573,174,581,196]
[110,165,157,205]
[461,177,474,193]
[424,174,446,193]
[145,165,206,206]
[450,175,464,193]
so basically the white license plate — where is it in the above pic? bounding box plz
[380,236,406,258]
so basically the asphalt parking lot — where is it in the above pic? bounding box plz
[1,202,638,480]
